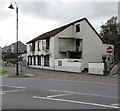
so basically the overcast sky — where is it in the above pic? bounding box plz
[0,0,119,47]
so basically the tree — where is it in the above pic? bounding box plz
[100,16,120,62]
[100,16,119,44]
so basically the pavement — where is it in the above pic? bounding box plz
[1,65,119,85]
[110,62,120,76]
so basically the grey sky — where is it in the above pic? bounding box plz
[0,0,119,47]
[20,2,117,20]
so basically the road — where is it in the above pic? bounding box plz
[1,77,119,110]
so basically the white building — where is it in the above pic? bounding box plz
[26,18,113,73]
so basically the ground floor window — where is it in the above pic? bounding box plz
[29,56,32,65]
[27,57,30,65]
[44,55,49,66]
[33,56,36,65]
[37,56,41,66]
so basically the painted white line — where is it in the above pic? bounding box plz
[33,96,120,109]
[0,92,5,95]
[49,90,118,99]
[1,85,26,93]
[2,85,26,89]
[2,90,21,93]
[47,93,71,98]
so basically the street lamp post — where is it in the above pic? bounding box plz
[8,1,19,76]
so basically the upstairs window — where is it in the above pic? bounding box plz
[38,41,41,51]
[76,24,80,33]
[30,42,35,51]
[42,38,50,50]
[46,38,50,49]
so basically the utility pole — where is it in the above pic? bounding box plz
[8,1,19,76]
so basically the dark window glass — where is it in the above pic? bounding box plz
[58,61,62,66]
[34,56,36,65]
[31,42,35,51]
[38,56,41,66]
[44,55,49,66]
[76,24,80,33]
[38,41,41,51]
[30,56,32,65]
[46,38,50,49]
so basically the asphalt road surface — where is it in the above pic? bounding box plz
[1,78,119,109]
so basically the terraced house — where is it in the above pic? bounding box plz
[26,18,113,73]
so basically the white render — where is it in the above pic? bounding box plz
[26,18,114,73]
[55,59,82,73]
[88,63,104,75]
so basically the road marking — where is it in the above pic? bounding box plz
[1,85,26,94]
[2,85,26,89]
[49,89,118,99]
[2,90,22,93]
[33,96,120,109]
[47,93,71,98]
[0,92,5,95]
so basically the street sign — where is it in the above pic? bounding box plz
[106,46,113,53]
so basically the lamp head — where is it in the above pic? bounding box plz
[8,4,14,9]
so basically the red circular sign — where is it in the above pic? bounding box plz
[106,46,113,53]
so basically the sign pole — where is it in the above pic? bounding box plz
[106,46,113,74]
[108,53,110,73]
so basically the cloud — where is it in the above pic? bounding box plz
[1,1,118,24]
[17,1,118,31]
[20,2,117,19]
[0,2,11,20]
[0,1,118,47]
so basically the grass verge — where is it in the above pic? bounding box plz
[0,62,12,66]
[0,69,8,74]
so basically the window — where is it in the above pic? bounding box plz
[42,40,46,50]
[29,56,32,65]
[30,42,35,51]
[46,38,50,49]
[44,55,49,66]
[37,56,41,66]
[76,24,80,33]
[38,41,41,51]
[34,56,36,65]
[42,39,50,50]
[58,60,62,66]
[76,39,81,51]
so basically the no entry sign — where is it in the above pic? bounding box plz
[106,46,113,53]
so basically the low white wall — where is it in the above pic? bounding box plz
[55,59,82,73]
[29,65,53,70]
[88,63,104,75]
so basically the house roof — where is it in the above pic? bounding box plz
[2,41,26,49]
[27,17,102,44]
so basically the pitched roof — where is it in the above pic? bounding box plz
[2,41,26,49]
[27,17,102,44]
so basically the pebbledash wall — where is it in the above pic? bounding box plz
[26,18,114,73]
